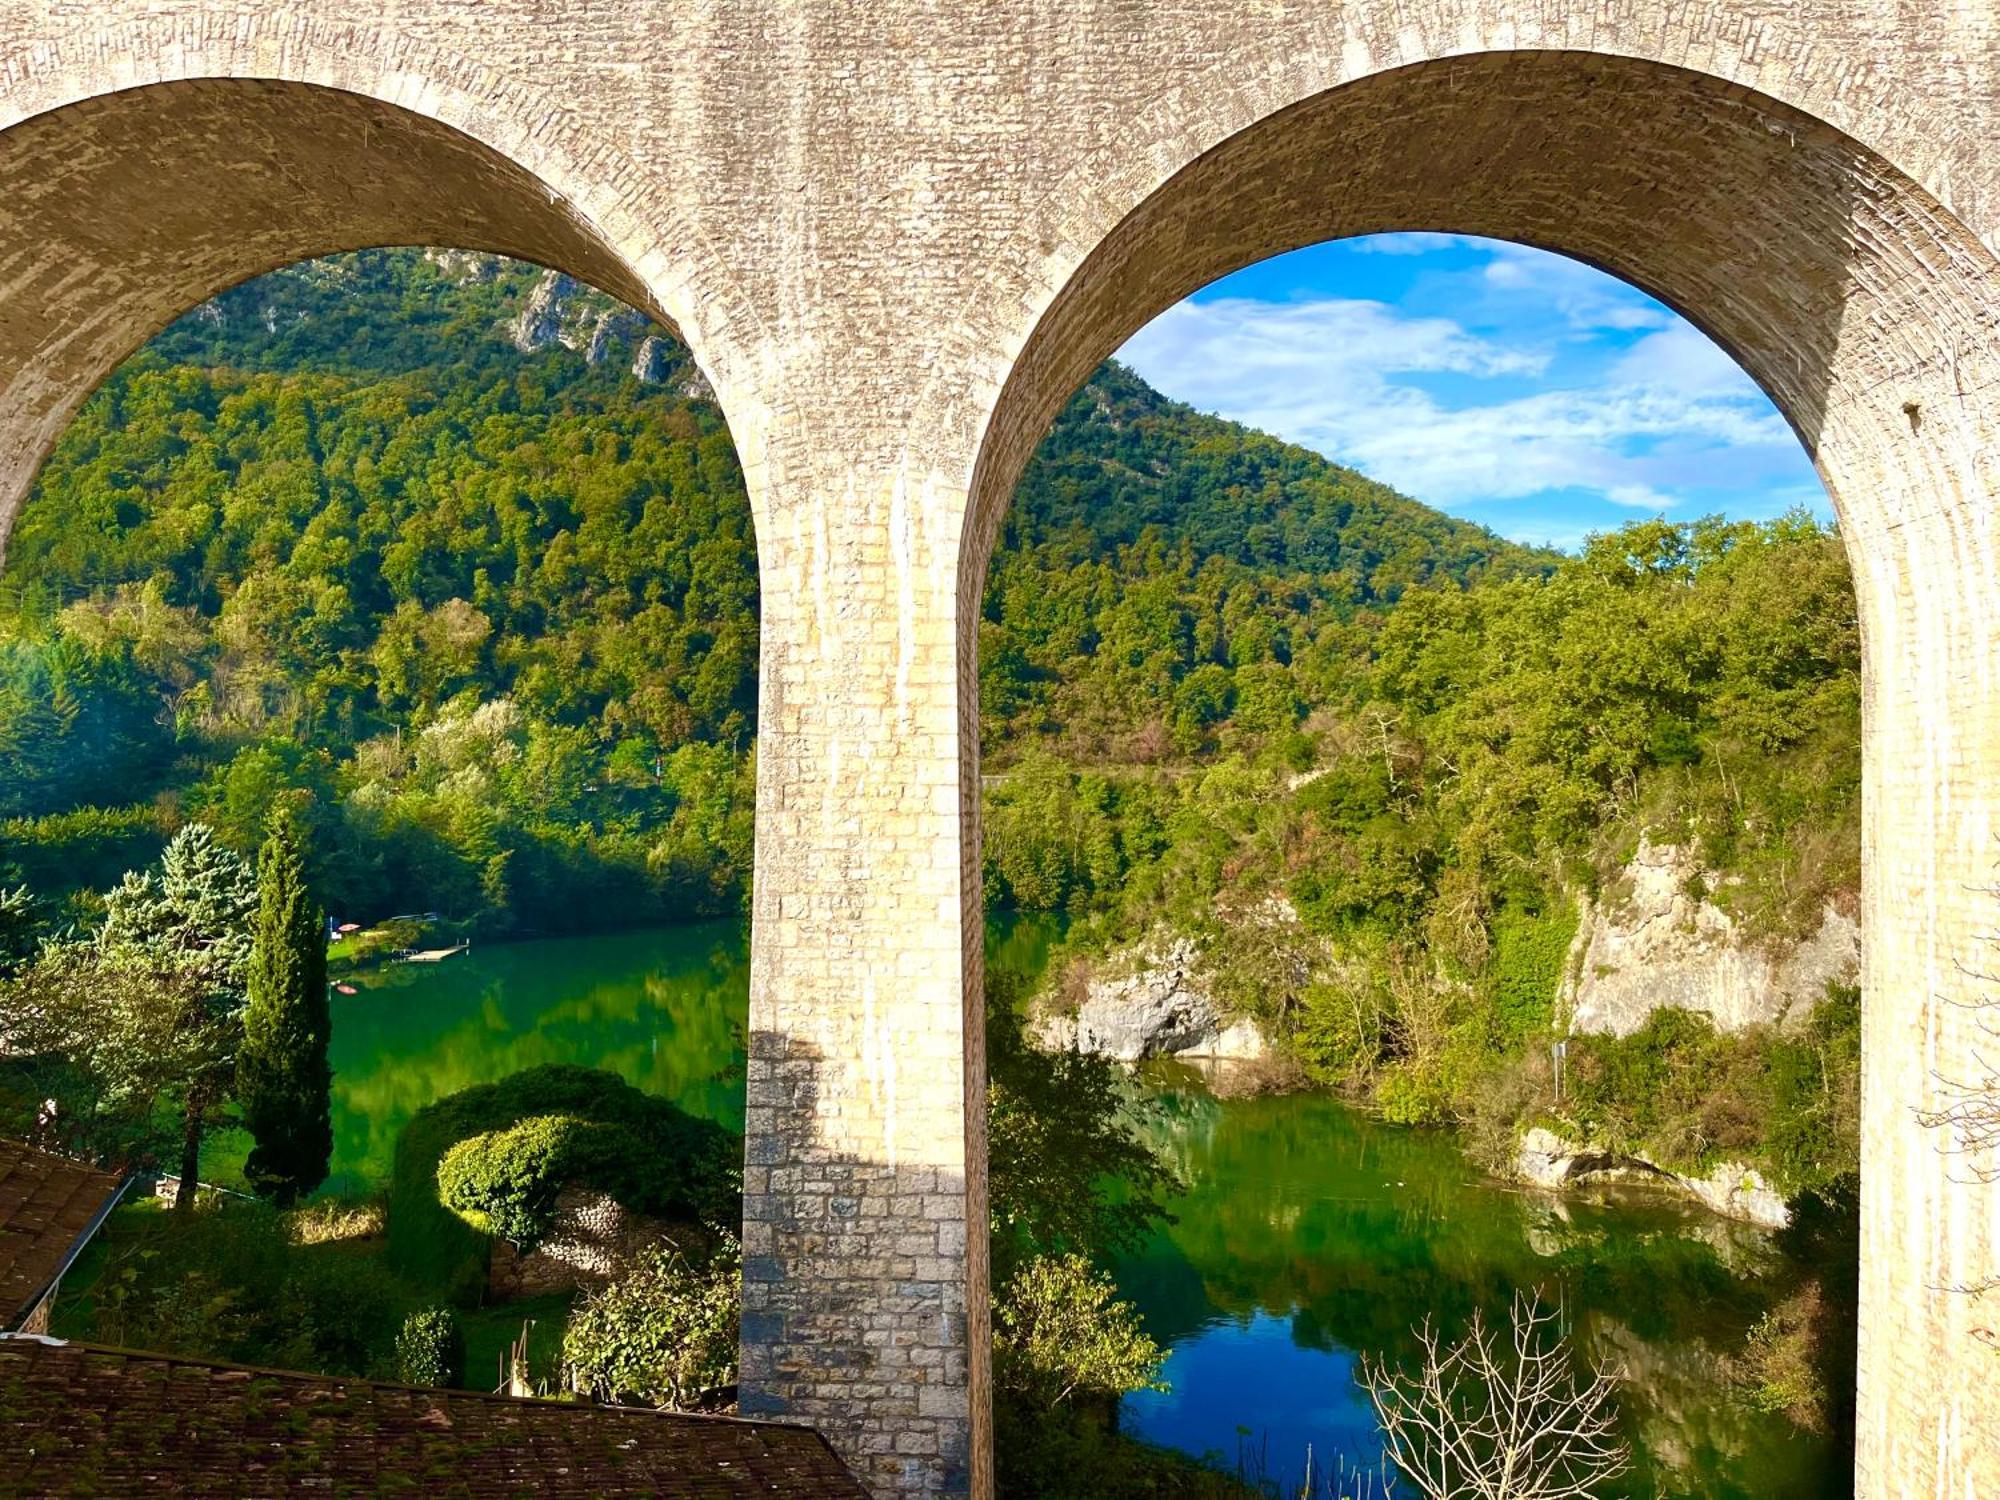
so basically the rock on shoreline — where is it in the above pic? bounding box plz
[1515,1125,1791,1229]
[1031,937,1269,1063]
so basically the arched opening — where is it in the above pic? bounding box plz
[978,228,1854,1497]
[965,50,2000,1498]
[0,80,764,1421]
[0,77,724,553]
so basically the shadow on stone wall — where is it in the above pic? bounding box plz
[738,1030,979,1499]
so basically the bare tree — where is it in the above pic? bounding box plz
[1360,1291,1628,1500]
[1919,958,2000,1181]
[1917,951,2000,1307]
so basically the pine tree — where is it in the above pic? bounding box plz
[99,823,256,1210]
[237,805,333,1206]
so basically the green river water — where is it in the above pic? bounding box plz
[309,924,1842,1496]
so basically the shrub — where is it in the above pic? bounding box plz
[387,1064,740,1304]
[1561,990,1861,1191]
[1762,984,1862,1194]
[437,1113,660,1247]
[395,1306,465,1388]
[64,1199,405,1379]
[995,1396,1265,1500]
[992,1254,1167,1411]
[986,980,1178,1277]
[1362,1291,1627,1500]
[1488,903,1576,1041]
[562,1243,739,1409]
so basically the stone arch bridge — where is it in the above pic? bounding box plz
[0,3,1995,1495]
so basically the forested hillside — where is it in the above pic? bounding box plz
[0,248,1539,937]
[0,246,1867,1452]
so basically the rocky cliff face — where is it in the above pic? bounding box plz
[1032,936,1268,1062]
[1564,837,1858,1037]
[508,268,657,375]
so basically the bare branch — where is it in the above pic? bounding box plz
[1359,1290,1628,1500]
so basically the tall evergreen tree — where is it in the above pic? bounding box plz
[99,823,256,1210]
[237,805,333,1206]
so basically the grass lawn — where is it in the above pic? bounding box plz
[460,1292,575,1393]
[48,1192,577,1397]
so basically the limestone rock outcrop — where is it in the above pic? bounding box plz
[1516,1126,1790,1229]
[1564,838,1857,1038]
[1032,937,1268,1062]
[509,269,653,368]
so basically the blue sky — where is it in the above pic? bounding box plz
[1116,234,1830,552]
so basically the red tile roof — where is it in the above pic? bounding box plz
[0,1139,128,1328]
[0,1336,869,1497]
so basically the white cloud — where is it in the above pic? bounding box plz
[1609,321,1764,400]
[1128,297,1546,387]
[1345,232,1482,256]
[1117,292,1805,519]
[1480,244,1674,336]
[1606,483,1678,511]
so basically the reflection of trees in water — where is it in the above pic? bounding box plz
[1118,1086,1841,1495]
[326,926,750,1187]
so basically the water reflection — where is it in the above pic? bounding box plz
[1116,1079,1843,1498]
[294,920,1838,1495]
[325,923,751,1193]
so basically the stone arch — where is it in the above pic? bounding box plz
[957,50,2000,1496]
[0,35,770,560]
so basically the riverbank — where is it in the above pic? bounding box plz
[1115,1079,1849,1498]
[166,923,1848,1498]
[1029,910,1859,1233]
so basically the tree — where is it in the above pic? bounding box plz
[561,1242,740,1409]
[985,972,1180,1279]
[992,1253,1167,1411]
[0,944,231,1167]
[395,1306,466,1387]
[0,883,38,976]
[237,805,333,1206]
[1360,1291,1628,1500]
[97,823,257,1210]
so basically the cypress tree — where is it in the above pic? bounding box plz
[238,805,333,1206]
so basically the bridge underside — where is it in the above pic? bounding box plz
[0,4,1997,1496]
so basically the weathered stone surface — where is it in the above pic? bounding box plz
[0,7,1996,1494]
[1033,938,1267,1062]
[487,1185,679,1301]
[1566,839,1861,1038]
[1517,1127,1792,1231]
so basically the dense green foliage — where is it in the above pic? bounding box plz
[238,806,333,1204]
[562,1243,741,1409]
[981,973,1215,1497]
[0,249,1528,940]
[436,1107,737,1250]
[395,1305,466,1387]
[44,824,259,1199]
[61,1198,406,1378]
[986,972,1180,1280]
[0,944,225,1168]
[1562,985,1861,1196]
[1009,513,1862,1187]
[993,1253,1167,1410]
[388,1063,738,1302]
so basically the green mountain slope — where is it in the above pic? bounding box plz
[0,247,1539,931]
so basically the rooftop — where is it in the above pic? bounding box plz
[0,1335,869,1496]
[0,1139,128,1329]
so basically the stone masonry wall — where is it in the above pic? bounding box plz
[0,5,1998,1495]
